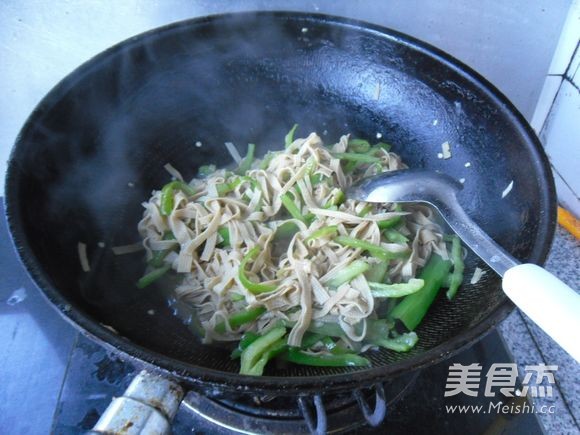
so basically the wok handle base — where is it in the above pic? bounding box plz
[89,370,184,435]
[503,263,580,362]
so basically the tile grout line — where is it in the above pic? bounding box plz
[49,331,80,435]
[517,311,580,429]
[550,164,580,200]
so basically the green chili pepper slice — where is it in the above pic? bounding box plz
[283,348,370,367]
[369,279,425,298]
[370,332,418,352]
[231,332,260,359]
[160,181,196,215]
[237,143,256,175]
[333,152,381,164]
[305,225,338,242]
[446,235,464,300]
[334,236,409,262]
[239,246,278,294]
[136,263,171,289]
[326,259,369,288]
[149,232,176,267]
[215,306,266,334]
[347,138,371,153]
[390,254,452,330]
[285,124,299,148]
[240,326,287,375]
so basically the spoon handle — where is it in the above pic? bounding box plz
[503,264,580,362]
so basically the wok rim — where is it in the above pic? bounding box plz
[3,11,556,395]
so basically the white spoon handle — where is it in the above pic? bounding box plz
[503,263,580,362]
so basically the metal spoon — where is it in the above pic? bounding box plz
[348,169,580,361]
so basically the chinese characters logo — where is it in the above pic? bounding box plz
[444,363,557,397]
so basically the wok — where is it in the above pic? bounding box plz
[4,10,555,427]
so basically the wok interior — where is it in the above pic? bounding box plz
[10,14,550,378]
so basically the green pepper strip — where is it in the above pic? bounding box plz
[274,221,300,241]
[310,173,327,185]
[216,182,233,196]
[390,254,452,330]
[365,262,388,283]
[370,332,418,352]
[280,193,307,223]
[231,332,260,359]
[149,232,176,267]
[239,246,278,294]
[320,336,338,352]
[307,322,345,338]
[136,263,171,289]
[259,151,278,170]
[300,332,325,349]
[348,138,371,153]
[215,306,266,334]
[334,190,346,206]
[237,143,256,175]
[326,259,369,288]
[377,215,402,229]
[198,164,216,177]
[283,348,370,367]
[334,236,409,262]
[305,226,338,242]
[217,227,230,247]
[333,152,381,164]
[230,293,245,302]
[368,142,392,153]
[285,124,299,148]
[240,326,287,375]
[358,204,374,217]
[343,160,361,174]
[446,235,464,300]
[324,189,345,208]
[383,228,408,244]
[369,279,425,298]
[366,318,392,340]
[244,338,288,376]
[160,181,196,215]
[377,205,403,229]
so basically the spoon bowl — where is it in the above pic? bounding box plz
[348,169,580,361]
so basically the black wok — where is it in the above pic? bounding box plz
[4,12,555,398]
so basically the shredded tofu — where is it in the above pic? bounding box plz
[224,142,242,164]
[112,242,144,255]
[139,132,449,347]
[470,267,486,284]
[101,324,118,334]
[374,82,381,100]
[502,180,514,198]
[441,141,451,159]
[164,163,183,181]
[78,242,90,272]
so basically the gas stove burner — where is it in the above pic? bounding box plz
[180,371,419,434]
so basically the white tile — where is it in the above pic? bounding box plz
[553,169,580,216]
[542,80,580,205]
[531,76,563,133]
[573,50,580,86]
[547,0,580,75]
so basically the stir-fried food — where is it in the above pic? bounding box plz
[137,128,464,375]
